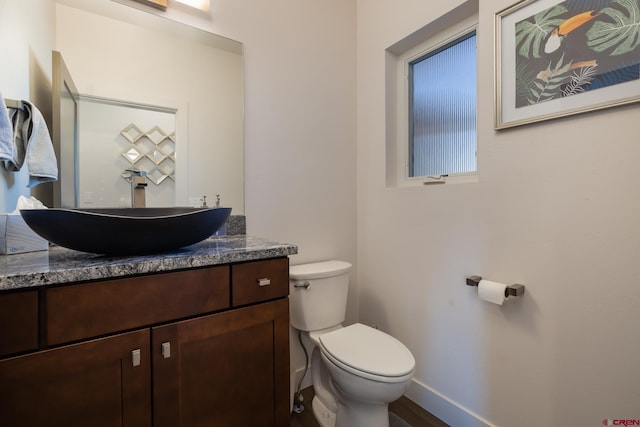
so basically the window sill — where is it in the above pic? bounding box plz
[401,172,479,188]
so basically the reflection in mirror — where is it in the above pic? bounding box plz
[78,96,176,208]
[54,0,244,212]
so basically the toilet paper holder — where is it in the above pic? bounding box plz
[465,276,525,297]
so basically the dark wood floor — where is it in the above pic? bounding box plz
[290,387,448,427]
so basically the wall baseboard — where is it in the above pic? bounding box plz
[406,378,494,427]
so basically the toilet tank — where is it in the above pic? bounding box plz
[289,260,352,332]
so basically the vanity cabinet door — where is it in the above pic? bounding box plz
[152,298,290,427]
[0,329,151,427]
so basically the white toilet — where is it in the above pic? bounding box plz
[290,260,415,427]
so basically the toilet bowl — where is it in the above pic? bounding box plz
[290,261,415,427]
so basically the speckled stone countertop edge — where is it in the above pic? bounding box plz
[0,235,298,291]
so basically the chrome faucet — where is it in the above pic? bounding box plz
[123,169,147,208]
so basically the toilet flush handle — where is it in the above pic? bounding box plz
[294,281,311,290]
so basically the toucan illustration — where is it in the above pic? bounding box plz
[544,10,600,54]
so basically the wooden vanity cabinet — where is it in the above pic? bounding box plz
[0,257,290,427]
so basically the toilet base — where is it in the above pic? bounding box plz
[312,395,337,427]
[312,389,392,427]
[335,399,390,427]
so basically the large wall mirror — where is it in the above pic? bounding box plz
[53,0,244,213]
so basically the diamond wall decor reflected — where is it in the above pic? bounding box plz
[121,124,145,143]
[120,123,175,186]
[147,168,169,185]
[145,126,168,144]
[121,147,144,164]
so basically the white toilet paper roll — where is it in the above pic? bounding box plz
[478,280,507,305]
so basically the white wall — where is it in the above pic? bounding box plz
[0,0,55,211]
[358,0,640,426]
[209,0,358,265]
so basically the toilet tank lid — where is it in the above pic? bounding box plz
[289,260,352,280]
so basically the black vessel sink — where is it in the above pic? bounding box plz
[20,207,232,255]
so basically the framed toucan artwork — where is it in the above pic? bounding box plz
[495,0,640,129]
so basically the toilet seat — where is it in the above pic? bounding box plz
[318,323,415,383]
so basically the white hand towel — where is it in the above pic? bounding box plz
[22,100,58,187]
[0,92,16,166]
[2,106,26,171]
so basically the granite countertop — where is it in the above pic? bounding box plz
[0,236,298,291]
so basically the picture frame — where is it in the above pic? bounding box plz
[494,0,640,129]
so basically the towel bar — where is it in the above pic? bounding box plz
[4,98,24,110]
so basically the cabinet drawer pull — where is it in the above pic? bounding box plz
[257,278,271,287]
[162,342,171,359]
[132,349,141,367]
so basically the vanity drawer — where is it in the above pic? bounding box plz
[231,258,289,307]
[0,290,38,357]
[45,266,230,346]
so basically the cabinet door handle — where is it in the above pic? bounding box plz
[162,342,171,359]
[257,278,271,287]
[132,349,141,367]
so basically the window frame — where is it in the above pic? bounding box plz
[396,21,479,187]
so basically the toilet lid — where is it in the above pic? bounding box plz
[319,323,415,380]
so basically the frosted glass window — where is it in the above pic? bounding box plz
[409,32,477,177]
